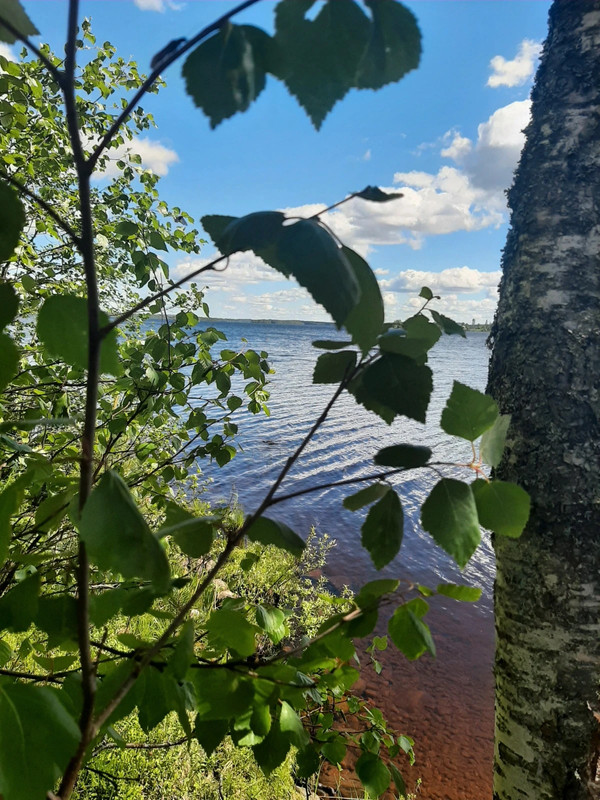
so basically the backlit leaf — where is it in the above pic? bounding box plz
[341,246,384,353]
[206,607,258,658]
[194,717,229,756]
[0,0,39,44]
[202,212,359,328]
[280,701,309,747]
[388,597,435,660]
[361,489,403,569]
[253,719,290,775]
[79,471,170,593]
[0,573,40,632]
[354,185,403,203]
[256,604,288,645]
[471,479,530,538]
[182,23,278,128]
[421,478,480,568]
[480,413,511,468]
[273,0,370,128]
[356,0,421,90]
[436,583,482,602]
[36,295,121,375]
[441,381,498,442]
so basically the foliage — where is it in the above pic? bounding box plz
[0,2,530,799]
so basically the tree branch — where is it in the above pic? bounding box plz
[86,0,262,175]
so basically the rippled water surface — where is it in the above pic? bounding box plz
[196,321,494,612]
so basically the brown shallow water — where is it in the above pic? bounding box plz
[319,574,495,800]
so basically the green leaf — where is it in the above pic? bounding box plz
[356,0,421,90]
[0,474,27,567]
[0,573,40,632]
[36,295,121,375]
[360,353,433,423]
[321,737,347,765]
[355,578,399,610]
[203,212,359,329]
[79,471,171,593]
[36,595,78,647]
[253,719,291,775]
[430,308,466,337]
[312,339,353,350]
[0,333,19,392]
[159,506,215,558]
[34,489,71,533]
[389,763,407,796]
[256,604,288,645]
[313,350,356,384]
[421,478,480,568]
[471,479,530,538]
[436,583,482,602]
[373,444,431,468]
[361,489,403,570]
[441,381,499,442]
[246,515,305,557]
[0,0,39,43]
[347,371,395,425]
[480,413,511,468]
[136,667,189,733]
[167,621,195,681]
[206,607,258,658]
[0,682,79,800]
[182,23,278,128]
[0,282,18,330]
[280,700,309,748]
[419,286,433,300]
[354,186,403,203]
[341,246,385,353]
[296,743,321,777]
[379,314,441,361]
[193,717,229,756]
[0,181,25,263]
[343,482,389,512]
[355,751,391,798]
[273,0,370,128]
[193,669,254,721]
[0,417,77,433]
[388,597,435,660]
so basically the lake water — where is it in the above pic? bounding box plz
[197,320,494,613]
[192,320,496,799]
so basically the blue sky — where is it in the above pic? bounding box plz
[7,0,551,322]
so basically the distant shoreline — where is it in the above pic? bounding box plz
[147,315,491,331]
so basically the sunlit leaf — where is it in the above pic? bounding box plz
[441,381,498,442]
[436,583,482,602]
[388,597,435,660]
[472,479,530,538]
[36,295,121,375]
[79,471,170,593]
[206,607,258,658]
[480,413,511,468]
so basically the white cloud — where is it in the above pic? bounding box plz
[173,251,290,287]
[93,137,179,179]
[0,43,15,61]
[362,149,372,161]
[440,132,472,161]
[383,266,501,295]
[134,0,165,10]
[487,39,542,88]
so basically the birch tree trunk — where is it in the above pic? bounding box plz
[487,2,600,798]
